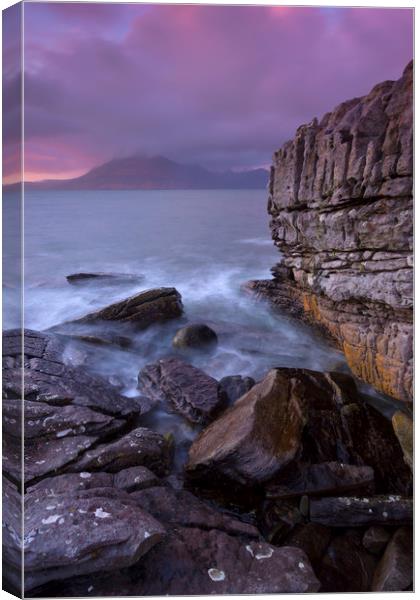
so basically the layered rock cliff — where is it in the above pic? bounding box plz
[248,61,413,403]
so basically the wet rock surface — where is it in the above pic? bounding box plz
[172,323,218,351]
[71,287,183,329]
[138,357,227,424]
[66,272,144,285]
[247,62,413,403]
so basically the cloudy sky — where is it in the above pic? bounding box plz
[3,3,413,183]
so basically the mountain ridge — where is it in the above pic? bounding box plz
[4,155,269,191]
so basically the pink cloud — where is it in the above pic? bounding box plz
[3,4,413,182]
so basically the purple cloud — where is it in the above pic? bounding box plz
[6,4,414,181]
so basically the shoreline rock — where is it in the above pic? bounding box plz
[247,61,413,403]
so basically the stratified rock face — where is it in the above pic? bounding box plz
[249,61,413,402]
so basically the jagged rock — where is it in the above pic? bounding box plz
[23,483,166,591]
[265,462,374,499]
[219,374,255,403]
[71,287,183,328]
[131,485,259,538]
[66,272,144,285]
[318,530,378,592]
[113,466,160,492]
[362,526,391,555]
[187,368,411,493]
[309,495,413,527]
[186,369,307,485]
[172,323,218,351]
[3,329,140,416]
[248,61,413,403]
[371,526,413,591]
[138,357,227,424]
[392,410,413,471]
[69,427,172,476]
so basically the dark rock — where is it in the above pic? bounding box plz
[172,323,218,351]
[71,287,183,329]
[219,374,255,403]
[186,369,307,485]
[69,427,172,476]
[138,357,227,425]
[66,272,144,285]
[36,528,320,596]
[265,462,375,499]
[362,526,391,555]
[310,495,413,527]
[283,522,331,567]
[371,526,413,591]
[23,482,166,591]
[318,530,378,592]
[131,485,259,539]
[258,498,303,543]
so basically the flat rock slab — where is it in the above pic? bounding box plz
[23,484,165,591]
[71,287,183,329]
[138,357,227,424]
[265,462,375,499]
[186,369,308,485]
[66,272,144,285]
[309,495,413,527]
[69,427,172,476]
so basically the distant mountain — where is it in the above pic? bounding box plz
[6,156,269,191]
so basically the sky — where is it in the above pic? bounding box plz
[3,3,413,183]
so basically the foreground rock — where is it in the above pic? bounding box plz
[2,329,144,483]
[247,62,413,403]
[23,485,165,590]
[71,287,183,329]
[66,272,143,285]
[371,526,413,591]
[392,411,413,471]
[187,369,306,484]
[187,368,412,492]
[138,357,227,424]
[172,323,218,351]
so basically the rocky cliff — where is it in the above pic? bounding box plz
[247,61,413,403]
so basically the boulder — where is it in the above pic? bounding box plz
[317,530,378,592]
[66,272,143,285]
[392,411,413,471]
[186,369,307,485]
[309,495,413,527]
[219,374,255,403]
[283,522,331,567]
[71,287,183,329]
[138,358,227,424]
[362,526,391,555]
[371,526,413,591]
[172,323,218,351]
[265,462,375,499]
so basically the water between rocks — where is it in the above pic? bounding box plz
[3,189,400,468]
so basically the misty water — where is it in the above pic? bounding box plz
[3,190,401,466]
